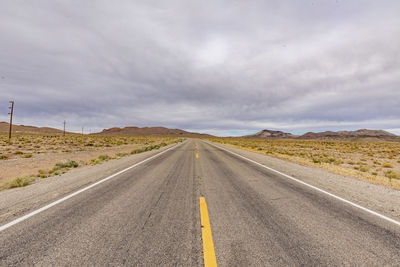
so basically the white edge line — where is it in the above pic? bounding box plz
[0,141,184,232]
[204,141,400,227]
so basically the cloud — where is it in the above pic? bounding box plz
[0,0,399,136]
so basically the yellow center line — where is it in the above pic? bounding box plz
[196,153,199,158]
[199,197,217,267]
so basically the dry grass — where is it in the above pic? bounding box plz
[207,137,400,190]
[0,134,179,159]
[0,176,35,190]
[0,133,184,190]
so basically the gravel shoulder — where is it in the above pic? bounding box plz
[209,141,400,221]
[0,142,181,225]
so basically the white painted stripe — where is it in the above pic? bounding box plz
[205,141,400,227]
[0,142,184,232]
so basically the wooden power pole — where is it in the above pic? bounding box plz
[8,101,14,139]
[63,120,66,136]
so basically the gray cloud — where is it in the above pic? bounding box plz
[1,0,400,136]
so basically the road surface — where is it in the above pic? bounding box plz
[0,139,399,266]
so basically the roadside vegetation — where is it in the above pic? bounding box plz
[207,137,400,190]
[0,134,181,159]
[0,133,184,190]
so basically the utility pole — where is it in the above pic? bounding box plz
[8,101,14,139]
[63,120,66,136]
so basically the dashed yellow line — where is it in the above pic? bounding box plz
[199,197,217,267]
[196,153,199,159]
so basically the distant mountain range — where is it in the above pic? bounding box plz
[245,129,398,140]
[0,122,212,137]
[1,121,398,140]
[92,126,213,137]
[299,129,397,139]
[0,122,65,134]
[245,130,297,139]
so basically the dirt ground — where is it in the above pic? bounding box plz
[0,144,145,184]
[0,134,180,184]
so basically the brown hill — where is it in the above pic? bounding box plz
[0,122,64,134]
[93,126,213,137]
[245,129,297,139]
[299,129,397,140]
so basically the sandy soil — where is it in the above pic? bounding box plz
[0,144,144,184]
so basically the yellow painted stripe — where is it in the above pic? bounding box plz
[199,197,217,267]
[196,153,199,158]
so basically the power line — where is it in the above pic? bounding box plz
[8,101,14,139]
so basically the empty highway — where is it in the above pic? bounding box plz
[0,139,400,266]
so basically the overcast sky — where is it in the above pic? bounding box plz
[1,1,400,136]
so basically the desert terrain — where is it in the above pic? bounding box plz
[0,131,183,189]
[2,123,400,191]
[207,135,400,189]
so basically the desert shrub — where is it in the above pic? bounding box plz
[98,154,110,161]
[129,141,171,155]
[385,171,400,179]
[5,176,35,189]
[359,166,370,172]
[65,159,79,168]
[22,153,32,158]
[312,158,321,164]
[54,159,79,170]
[90,157,105,165]
[54,162,64,170]
[131,149,141,154]
[333,159,343,165]
[383,163,393,168]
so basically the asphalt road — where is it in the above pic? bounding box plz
[0,139,400,266]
